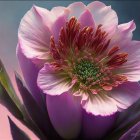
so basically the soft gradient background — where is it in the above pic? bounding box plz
[0,1,140,139]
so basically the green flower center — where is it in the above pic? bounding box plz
[74,60,101,84]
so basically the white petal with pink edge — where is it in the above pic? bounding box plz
[37,64,72,95]
[81,93,118,116]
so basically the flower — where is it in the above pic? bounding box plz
[0,1,139,140]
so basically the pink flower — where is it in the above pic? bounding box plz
[17,1,140,139]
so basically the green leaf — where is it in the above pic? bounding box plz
[0,59,22,112]
[0,82,23,119]
[0,60,30,120]
[0,60,45,138]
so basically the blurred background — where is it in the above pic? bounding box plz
[0,0,140,77]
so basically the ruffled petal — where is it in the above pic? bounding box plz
[37,64,72,95]
[87,1,118,34]
[118,41,140,81]
[118,20,135,39]
[78,9,95,28]
[46,93,82,139]
[109,20,136,49]
[18,6,51,62]
[68,2,86,19]
[110,82,140,110]
[108,21,140,82]
[81,94,118,116]
[82,109,117,139]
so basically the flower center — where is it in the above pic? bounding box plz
[74,59,100,84]
[49,17,128,94]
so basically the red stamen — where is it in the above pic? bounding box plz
[107,53,128,66]
[102,84,113,91]
[108,46,120,56]
[50,36,61,60]
[49,17,128,95]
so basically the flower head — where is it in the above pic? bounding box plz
[21,2,140,116]
[49,17,128,94]
[17,1,140,139]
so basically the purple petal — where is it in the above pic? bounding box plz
[18,6,51,62]
[87,1,118,34]
[82,109,117,139]
[37,64,72,95]
[17,43,45,109]
[119,121,140,140]
[15,73,61,139]
[110,82,140,110]
[46,92,82,139]
[78,9,95,28]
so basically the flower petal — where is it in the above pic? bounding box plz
[37,64,72,95]
[32,5,56,29]
[110,82,140,110]
[15,74,61,139]
[87,1,118,34]
[81,94,118,116]
[118,20,135,39]
[51,6,66,18]
[78,9,95,28]
[17,43,46,109]
[82,109,117,139]
[51,9,69,42]
[117,41,140,82]
[68,2,86,19]
[18,6,51,62]
[109,20,136,49]
[46,93,82,139]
